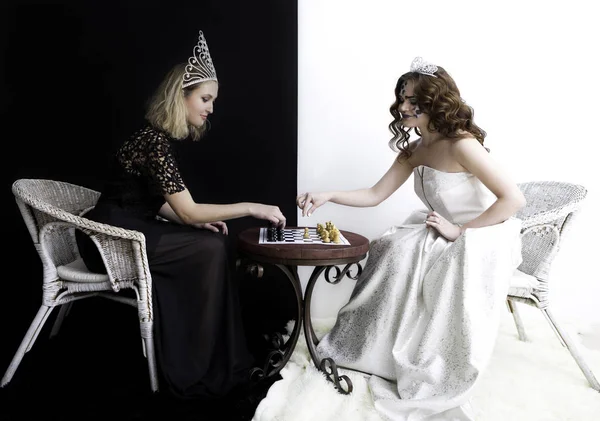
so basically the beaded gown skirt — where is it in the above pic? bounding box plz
[316,166,523,421]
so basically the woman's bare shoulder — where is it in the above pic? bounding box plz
[400,138,423,167]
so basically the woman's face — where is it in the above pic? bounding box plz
[398,79,428,128]
[185,81,219,127]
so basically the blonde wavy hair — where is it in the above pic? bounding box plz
[145,63,211,141]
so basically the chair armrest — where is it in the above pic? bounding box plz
[39,220,151,294]
[517,223,560,305]
[13,181,152,297]
[518,203,581,230]
[517,181,586,230]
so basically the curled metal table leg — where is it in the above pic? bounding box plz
[303,262,363,395]
[303,266,326,359]
[240,261,304,379]
[249,264,303,379]
[240,258,362,393]
[320,358,353,394]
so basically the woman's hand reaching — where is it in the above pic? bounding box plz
[249,204,286,228]
[296,192,332,217]
[425,211,462,241]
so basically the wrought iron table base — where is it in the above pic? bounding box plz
[242,260,362,395]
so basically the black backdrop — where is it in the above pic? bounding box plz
[0,1,298,418]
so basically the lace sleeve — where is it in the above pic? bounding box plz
[146,132,187,195]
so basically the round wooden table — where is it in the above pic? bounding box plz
[237,226,370,394]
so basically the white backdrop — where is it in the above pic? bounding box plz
[297,0,600,330]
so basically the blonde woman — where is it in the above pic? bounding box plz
[76,32,284,405]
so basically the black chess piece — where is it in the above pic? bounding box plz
[267,226,276,242]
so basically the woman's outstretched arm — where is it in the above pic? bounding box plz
[297,156,414,216]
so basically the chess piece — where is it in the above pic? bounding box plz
[267,226,276,242]
[332,231,341,244]
[303,227,310,239]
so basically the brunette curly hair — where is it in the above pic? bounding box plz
[388,65,486,159]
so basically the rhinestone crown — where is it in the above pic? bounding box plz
[182,30,218,88]
[410,57,438,78]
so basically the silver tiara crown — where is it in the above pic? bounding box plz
[182,30,218,88]
[410,57,438,78]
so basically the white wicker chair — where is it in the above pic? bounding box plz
[1,178,159,392]
[507,180,599,391]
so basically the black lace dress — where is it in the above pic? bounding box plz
[76,125,255,399]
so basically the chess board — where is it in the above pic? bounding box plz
[258,227,351,245]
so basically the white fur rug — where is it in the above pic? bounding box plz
[253,305,600,421]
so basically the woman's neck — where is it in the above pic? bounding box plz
[419,128,444,146]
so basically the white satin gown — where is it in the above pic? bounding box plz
[316,165,523,421]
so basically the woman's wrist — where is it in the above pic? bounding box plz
[243,202,256,216]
